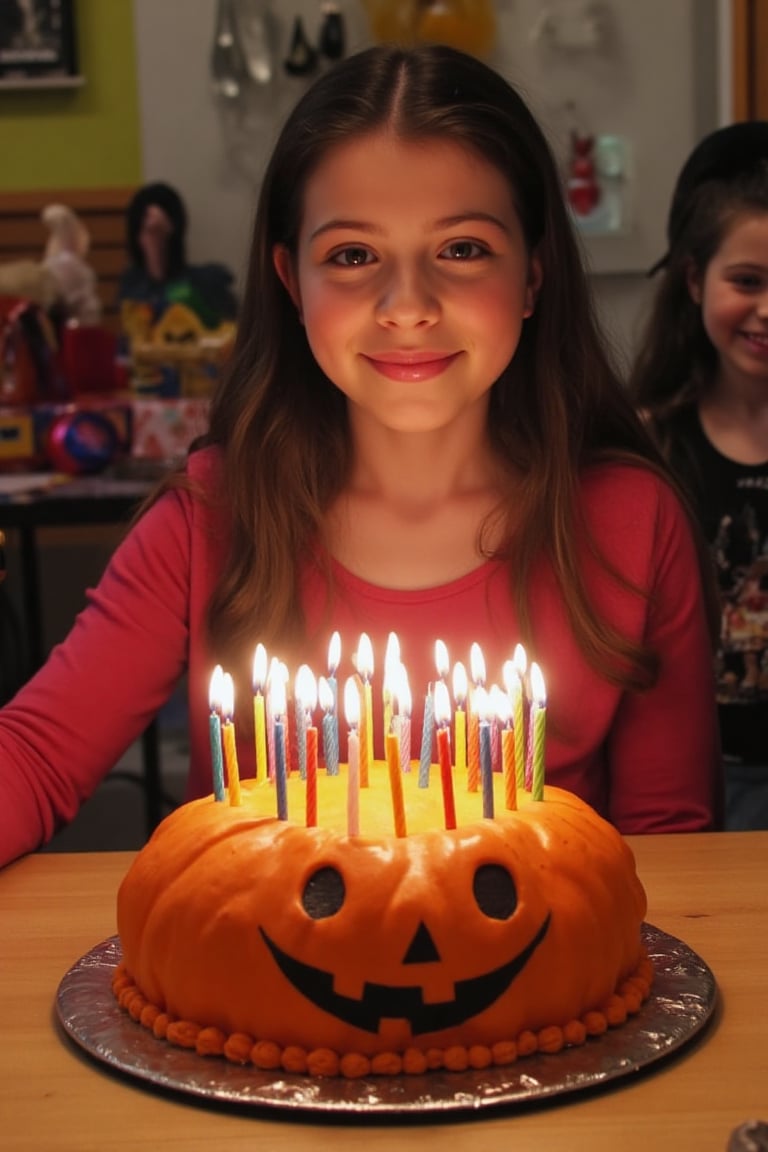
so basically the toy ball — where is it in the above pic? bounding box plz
[46,411,119,474]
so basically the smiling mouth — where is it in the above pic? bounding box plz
[259,913,551,1035]
[364,353,461,382]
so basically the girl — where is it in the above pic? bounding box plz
[0,45,719,867]
[631,121,768,830]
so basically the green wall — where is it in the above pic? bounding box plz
[0,0,141,190]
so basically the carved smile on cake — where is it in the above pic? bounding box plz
[259,913,551,1034]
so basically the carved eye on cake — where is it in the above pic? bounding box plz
[472,863,517,920]
[301,866,346,919]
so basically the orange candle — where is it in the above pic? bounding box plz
[354,673,369,788]
[434,681,456,829]
[386,730,407,837]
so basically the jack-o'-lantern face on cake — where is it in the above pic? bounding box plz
[260,859,551,1035]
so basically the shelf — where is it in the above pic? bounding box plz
[0,75,84,91]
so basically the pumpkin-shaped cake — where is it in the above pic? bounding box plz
[114,772,651,1078]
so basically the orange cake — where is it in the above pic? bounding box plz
[113,768,652,1079]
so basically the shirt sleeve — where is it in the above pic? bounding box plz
[606,482,722,833]
[0,487,193,867]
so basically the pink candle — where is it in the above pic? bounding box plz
[344,677,360,836]
[434,681,456,830]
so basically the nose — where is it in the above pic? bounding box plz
[375,262,440,329]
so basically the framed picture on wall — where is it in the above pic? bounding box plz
[0,0,80,88]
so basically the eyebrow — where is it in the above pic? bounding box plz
[309,212,512,241]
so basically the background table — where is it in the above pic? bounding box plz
[0,471,164,832]
[1,831,766,1151]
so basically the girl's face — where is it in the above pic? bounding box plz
[688,210,768,389]
[274,130,541,437]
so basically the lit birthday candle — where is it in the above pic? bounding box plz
[356,633,374,782]
[252,643,268,781]
[271,671,288,820]
[344,676,360,837]
[318,676,339,775]
[208,664,225,802]
[513,644,528,788]
[385,726,407,839]
[475,685,494,819]
[327,631,341,766]
[394,663,412,772]
[467,642,486,793]
[435,639,449,684]
[434,680,456,830]
[383,631,400,751]
[418,682,435,788]
[529,662,547,801]
[265,656,280,780]
[296,664,318,826]
[452,660,467,778]
[294,664,311,780]
[493,683,516,811]
[220,671,241,806]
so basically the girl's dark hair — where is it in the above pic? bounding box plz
[630,161,768,438]
[126,181,188,279]
[181,44,699,689]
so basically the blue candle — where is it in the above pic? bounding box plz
[480,719,494,818]
[208,665,225,802]
[208,711,225,802]
[275,717,288,820]
[418,684,435,788]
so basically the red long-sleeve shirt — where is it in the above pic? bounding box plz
[0,446,720,866]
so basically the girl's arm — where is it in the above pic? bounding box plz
[606,482,721,834]
[0,488,195,868]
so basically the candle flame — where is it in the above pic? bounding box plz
[221,671,235,721]
[490,683,511,725]
[394,663,412,717]
[384,632,401,691]
[328,630,341,675]
[344,676,360,728]
[270,669,287,717]
[318,675,334,713]
[252,643,267,693]
[452,660,468,705]
[530,661,546,706]
[356,632,374,682]
[435,639,449,679]
[433,679,451,727]
[513,642,527,678]
[470,641,486,686]
[502,659,522,701]
[473,684,490,722]
[209,664,224,712]
[295,663,317,713]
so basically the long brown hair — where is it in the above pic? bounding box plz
[168,44,700,689]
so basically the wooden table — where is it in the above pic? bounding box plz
[2,833,766,1151]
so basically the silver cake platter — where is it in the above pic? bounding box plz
[55,923,716,1116]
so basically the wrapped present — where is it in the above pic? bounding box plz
[130,396,210,463]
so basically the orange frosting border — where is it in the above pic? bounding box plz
[112,951,653,1079]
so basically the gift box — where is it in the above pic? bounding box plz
[130,397,210,462]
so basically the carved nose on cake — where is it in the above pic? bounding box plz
[402,921,441,964]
